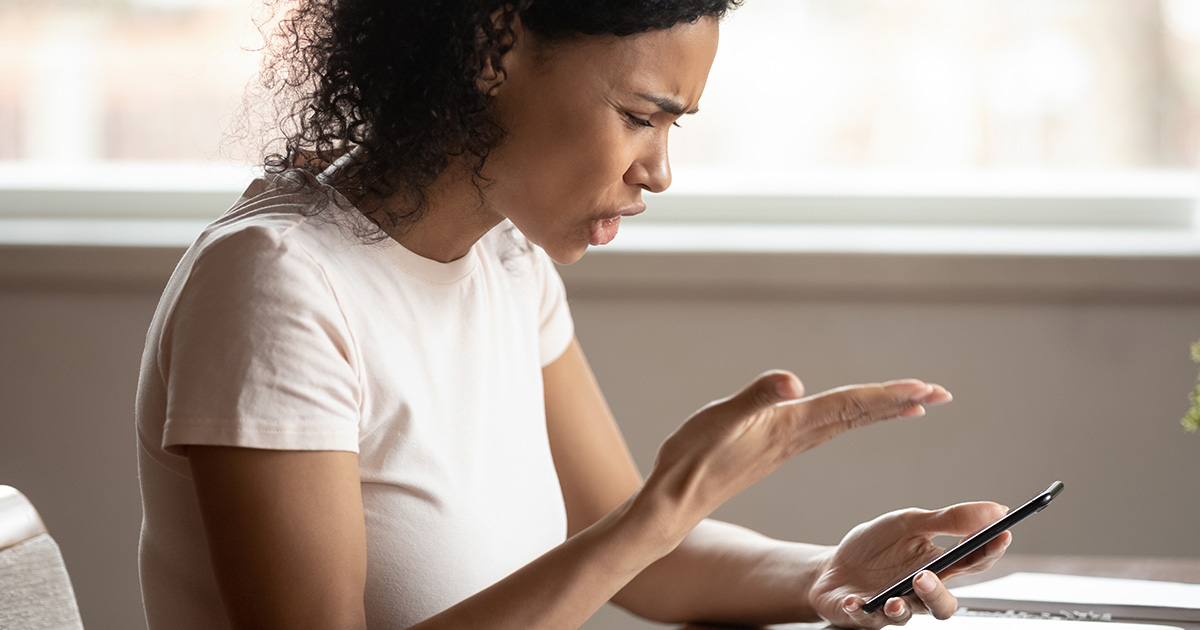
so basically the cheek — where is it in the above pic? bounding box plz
[527,126,634,200]
[567,124,640,188]
[491,101,638,222]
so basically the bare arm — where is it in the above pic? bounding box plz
[542,339,931,626]
[619,520,833,625]
[187,448,369,630]
[188,445,678,630]
[189,337,950,630]
[543,338,1006,628]
[541,338,823,623]
[543,339,834,624]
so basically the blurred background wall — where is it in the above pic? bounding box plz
[1,245,1197,630]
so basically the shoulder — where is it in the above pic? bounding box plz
[191,173,366,277]
[157,177,361,330]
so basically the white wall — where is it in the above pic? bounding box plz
[1,242,1198,630]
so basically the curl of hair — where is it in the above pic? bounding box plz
[248,0,741,240]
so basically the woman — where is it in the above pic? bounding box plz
[135,2,1011,629]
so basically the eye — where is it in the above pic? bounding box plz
[624,112,654,128]
[623,112,685,130]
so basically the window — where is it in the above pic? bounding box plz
[686,0,1200,173]
[2,0,1198,230]
[659,0,1200,227]
[0,0,255,165]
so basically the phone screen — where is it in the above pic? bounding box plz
[862,480,1064,614]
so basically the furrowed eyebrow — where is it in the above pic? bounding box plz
[636,93,700,116]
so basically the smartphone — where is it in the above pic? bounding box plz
[861,480,1064,614]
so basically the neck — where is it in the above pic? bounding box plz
[376,160,504,263]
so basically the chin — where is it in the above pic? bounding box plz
[545,246,587,265]
[532,235,589,265]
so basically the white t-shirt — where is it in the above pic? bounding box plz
[136,172,575,629]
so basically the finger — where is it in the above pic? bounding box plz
[906,383,952,418]
[840,594,890,630]
[800,380,943,432]
[883,596,913,626]
[912,570,958,620]
[942,530,1012,581]
[918,501,1008,538]
[921,384,953,406]
[723,370,806,416]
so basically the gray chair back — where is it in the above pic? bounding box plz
[0,486,85,630]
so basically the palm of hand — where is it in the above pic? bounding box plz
[809,511,942,624]
[807,502,1009,628]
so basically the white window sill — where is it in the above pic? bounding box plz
[598,222,1200,257]
[2,219,1199,302]
[558,223,1200,303]
[2,163,1197,298]
[2,217,1198,255]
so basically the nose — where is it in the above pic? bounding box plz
[624,135,672,194]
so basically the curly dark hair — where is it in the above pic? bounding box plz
[251,0,742,239]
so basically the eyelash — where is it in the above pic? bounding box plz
[624,112,683,129]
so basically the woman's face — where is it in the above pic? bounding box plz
[484,17,720,264]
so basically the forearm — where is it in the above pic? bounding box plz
[613,519,833,626]
[537,348,951,629]
[409,493,682,630]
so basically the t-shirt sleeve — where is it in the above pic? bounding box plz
[534,248,574,367]
[159,226,361,455]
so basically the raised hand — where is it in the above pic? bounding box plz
[640,371,953,538]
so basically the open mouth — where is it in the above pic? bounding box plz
[590,216,621,246]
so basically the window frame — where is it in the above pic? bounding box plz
[2,162,1198,302]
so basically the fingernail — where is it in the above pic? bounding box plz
[909,384,935,401]
[915,570,936,593]
[843,597,860,614]
[774,374,801,399]
[921,386,950,405]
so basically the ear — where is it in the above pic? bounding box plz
[477,9,524,97]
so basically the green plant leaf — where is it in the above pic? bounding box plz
[1185,341,1200,433]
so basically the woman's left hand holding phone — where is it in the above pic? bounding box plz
[808,502,1012,628]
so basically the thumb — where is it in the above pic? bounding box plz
[921,501,1008,537]
[727,370,806,415]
